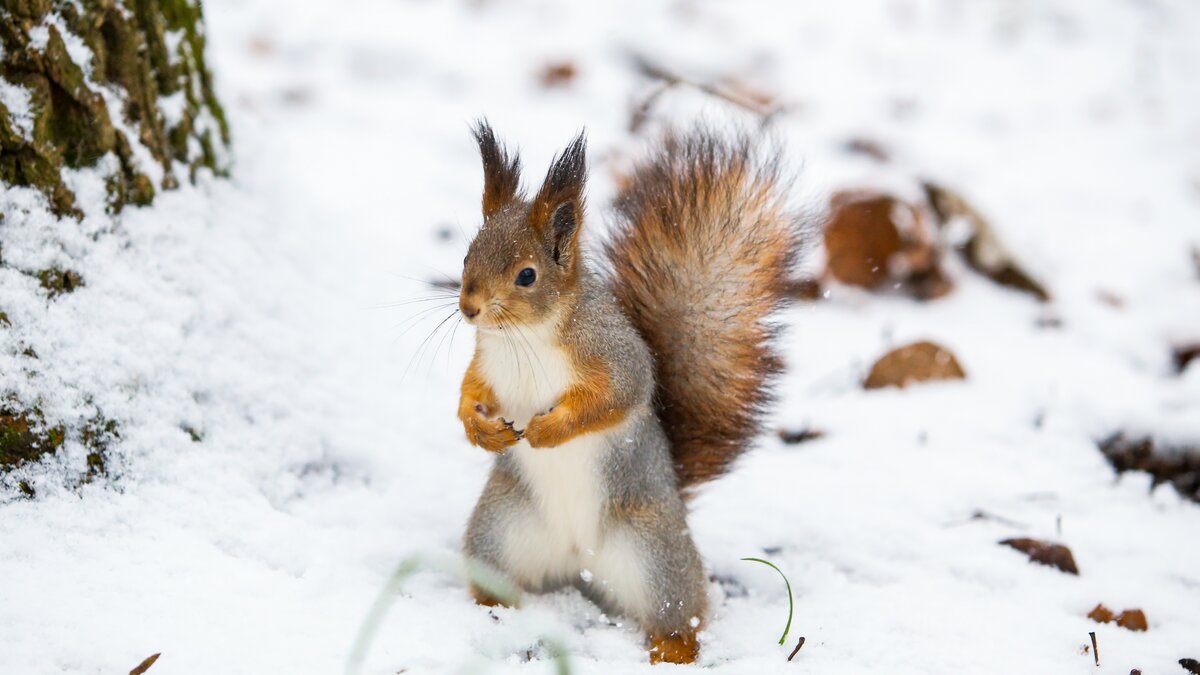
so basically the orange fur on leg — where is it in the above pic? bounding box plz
[523,358,627,448]
[459,355,521,452]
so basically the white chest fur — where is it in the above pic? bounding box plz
[476,320,609,554]
[476,320,572,429]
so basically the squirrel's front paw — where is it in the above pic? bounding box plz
[463,411,522,453]
[523,408,571,448]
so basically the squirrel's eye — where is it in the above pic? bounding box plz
[515,267,537,287]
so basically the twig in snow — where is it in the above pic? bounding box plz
[778,428,825,445]
[626,53,783,132]
[971,509,1029,530]
[944,509,1027,530]
[129,653,161,675]
[1089,631,1099,667]
[787,636,806,661]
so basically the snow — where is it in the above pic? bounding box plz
[2,0,1199,674]
[28,13,95,79]
[0,76,34,140]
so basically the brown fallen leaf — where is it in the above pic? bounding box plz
[1088,604,1115,623]
[1088,605,1148,631]
[999,537,1079,575]
[539,61,577,88]
[130,653,161,675]
[1115,609,1148,632]
[923,182,1050,302]
[864,341,966,390]
[1182,658,1200,675]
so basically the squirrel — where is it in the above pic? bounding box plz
[457,121,803,665]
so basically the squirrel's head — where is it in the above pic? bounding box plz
[460,121,587,330]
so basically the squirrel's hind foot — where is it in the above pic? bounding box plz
[469,584,517,608]
[648,630,699,665]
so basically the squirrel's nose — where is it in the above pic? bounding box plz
[461,302,480,319]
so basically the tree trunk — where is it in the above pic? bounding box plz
[0,0,228,476]
[0,0,229,216]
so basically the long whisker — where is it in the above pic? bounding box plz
[392,302,461,339]
[385,269,464,295]
[428,311,463,379]
[400,309,459,385]
[444,315,464,370]
[497,307,535,402]
[493,308,523,391]
[368,294,459,310]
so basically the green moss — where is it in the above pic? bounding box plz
[37,267,84,297]
[0,408,65,469]
[1,402,120,486]
[79,415,119,481]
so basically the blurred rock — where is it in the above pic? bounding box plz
[825,191,951,300]
[825,192,902,288]
[864,341,965,389]
[999,538,1079,575]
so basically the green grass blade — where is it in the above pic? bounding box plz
[741,556,794,645]
[346,553,561,675]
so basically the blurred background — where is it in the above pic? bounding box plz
[1,1,1198,673]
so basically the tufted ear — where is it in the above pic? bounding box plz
[530,130,587,268]
[472,120,522,218]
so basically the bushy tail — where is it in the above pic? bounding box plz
[605,128,804,492]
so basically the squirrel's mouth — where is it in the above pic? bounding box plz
[468,316,503,332]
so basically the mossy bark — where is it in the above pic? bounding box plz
[0,0,229,216]
[1,0,224,479]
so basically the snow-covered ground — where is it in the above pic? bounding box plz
[2,0,1199,673]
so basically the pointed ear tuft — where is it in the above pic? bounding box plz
[472,120,522,217]
[531,130,587,266]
